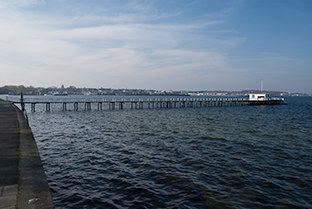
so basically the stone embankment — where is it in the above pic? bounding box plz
[0,99,53,209]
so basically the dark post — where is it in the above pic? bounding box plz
[21,92,25,111]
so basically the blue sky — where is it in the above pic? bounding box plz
[0,0,311,93]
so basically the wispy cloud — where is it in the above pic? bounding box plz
[1,0,309,92]
[0,0,240,82]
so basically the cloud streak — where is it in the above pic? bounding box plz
[0,0,311,93]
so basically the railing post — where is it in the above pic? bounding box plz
[21,92,25,111]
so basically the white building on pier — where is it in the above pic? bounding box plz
[248,93,270,101]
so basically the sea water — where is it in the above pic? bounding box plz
[11,96,312,208]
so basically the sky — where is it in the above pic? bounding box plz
[0,0,311,93]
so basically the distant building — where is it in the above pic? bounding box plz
[248,93,270,101]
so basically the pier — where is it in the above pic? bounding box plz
[12,97,285,112]
[0,99,53,208]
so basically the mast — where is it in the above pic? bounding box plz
[261,79,263,92]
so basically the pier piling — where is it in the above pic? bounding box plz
[46,103,50,112]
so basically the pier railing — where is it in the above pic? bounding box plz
[12,97,285,112]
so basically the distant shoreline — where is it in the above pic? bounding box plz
[0,85,311,97]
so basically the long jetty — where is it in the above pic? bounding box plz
[13,97,285,112]
[0,99,54,208]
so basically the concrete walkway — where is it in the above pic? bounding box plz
[0,99,53,209]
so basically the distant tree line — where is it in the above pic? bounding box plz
[0,85,81,95]
[0,85,121,95]
[0,85,35,95]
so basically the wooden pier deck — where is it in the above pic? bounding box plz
[12,97,285,112]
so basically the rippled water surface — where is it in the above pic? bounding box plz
[26,96,312,208]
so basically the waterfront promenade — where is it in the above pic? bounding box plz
[0,100,53,209]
